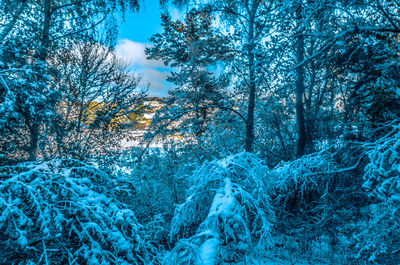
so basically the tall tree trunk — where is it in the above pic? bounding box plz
[28,123,40,161]
[245,13,256,153]
[39,0,52,61]
[295,5,306,157]
[28,0,52,160]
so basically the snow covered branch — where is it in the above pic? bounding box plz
[0,159,159,264]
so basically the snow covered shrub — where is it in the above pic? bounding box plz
[0,159,159,265]
[363,123,400,203]
[166,153,275,265]
[272,152,352,219]
[125,147,193,224]
[353,208,400,264]
[271,152,366,262]
[355,122,400,264]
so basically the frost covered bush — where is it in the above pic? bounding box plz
[123,147,194,224]
[272,152,357,220]
[363,123,400,203]
[271,151,367,262]
[272,153,336,215]
[353,208,400,264]
[355,122,400,264]
[0,159,159,265]
[166,153,275,265]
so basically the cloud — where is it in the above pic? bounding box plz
[115,39,165,68]
[115,39,172,96]
[137,68,172,97]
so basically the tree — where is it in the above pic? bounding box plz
[0,38,58,162]
[0,0,141,162]
[294,3,306,157]
[210,0,274,152]
[49,40,145,160]
[147,0,275,153]
[145,8,237,151]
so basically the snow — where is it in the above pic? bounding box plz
[167,153,274,265]
[198,238,220,265]
[17,235,28,248]
[208,178,236,219]
[196,178,236,265]
[0,159,159,264]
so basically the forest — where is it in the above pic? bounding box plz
[0,0,400,264]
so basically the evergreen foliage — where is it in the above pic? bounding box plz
[0,159,159,264]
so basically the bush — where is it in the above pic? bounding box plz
[271,151,367,263]
[0,159,159,264]
[166,153,275,265]
[355,122,400,264]
[272,153,341,219]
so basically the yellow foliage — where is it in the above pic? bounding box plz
[82,101,150,129]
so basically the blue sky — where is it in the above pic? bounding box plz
[118,0,163,43]
[116,0,172,97]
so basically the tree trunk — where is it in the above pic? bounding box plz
[245,13,256,153]
[39,0,52,61]
[28,0,52,160]
[28,123,39,161]
[295,5,306,158]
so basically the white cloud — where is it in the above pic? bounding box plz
[115,39,165,68]
[115,39,172,96]
[137,68,172,96]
